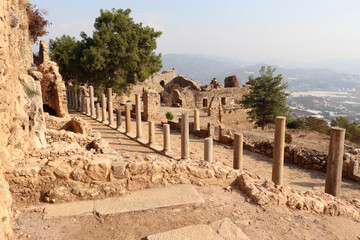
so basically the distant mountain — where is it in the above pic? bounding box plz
[161,54,360,91]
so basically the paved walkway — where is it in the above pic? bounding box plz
[70,109,360,201]
[43,185,203,219]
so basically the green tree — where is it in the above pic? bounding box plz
[49,8,162,95]
[331,116,360,143]
[49,35,78,83]
[80,8,162,94]
[306,116,330,134]
[240,66,290,129]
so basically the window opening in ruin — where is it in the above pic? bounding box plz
[221,97,226,105]
[203,98,208,107]
[43,104,57,116]
[160,80,165,88]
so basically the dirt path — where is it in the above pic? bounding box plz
[15,185,360,240]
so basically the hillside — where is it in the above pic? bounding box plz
[161,54,360,91]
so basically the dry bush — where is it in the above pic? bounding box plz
[26,3,50,43]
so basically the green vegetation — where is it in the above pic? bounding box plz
[49,8,162,95]
[331,116,360,143]
[287,116,330,134]
[240,66,290,130]
[165,111,174,121]
[285,132,292,144]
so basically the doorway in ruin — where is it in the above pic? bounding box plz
[203,98,208,107]
[43,104,57,116]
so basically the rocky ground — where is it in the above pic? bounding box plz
[11,108,360,240]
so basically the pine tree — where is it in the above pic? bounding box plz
[240,66,290,129]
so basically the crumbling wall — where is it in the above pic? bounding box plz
[0,0,47,239]
[37,40,68,117]
[115,69,176,104]
[143,90,160,121]
[224,75,240,88]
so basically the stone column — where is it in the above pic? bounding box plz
[272,116,286,185]
[96,102,101,121]
[325,127,346,197]
[194,109,200,131]
[135,94,143,140]
[89,86,96,118]
[125,103,132,134]
[233,133,244,170]
[162,124,171,154]
[81,95,85,113]
[148,120,155,147]
[68,89,73,108]
[181,112,189,160]
[116,107,122,130]
[204,137,213,163]
[66,88,70,107]
[71,89,76,108]
[74,90,78,110]
[77,91,83,111]
[101,94,107,123]
[85,97,91,116]
[107,88,114,126]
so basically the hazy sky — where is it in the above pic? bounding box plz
[31,0,360,62]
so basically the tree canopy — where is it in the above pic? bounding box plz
[331,116,360,143]
[240,66,290,129]
[49,8,162,95]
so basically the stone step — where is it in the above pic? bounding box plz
[147,218,250,240]
[43,184,204,219]
[93,184,204,215]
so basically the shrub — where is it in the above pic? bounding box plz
[165,111,174,121]
[26,4,50,43]
[285,132,293,144]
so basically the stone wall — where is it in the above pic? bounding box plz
[37,40,68,117]
[238,170,360,217]
[5,145,239,205]
[0,0,47,239]
[114,69,176,104]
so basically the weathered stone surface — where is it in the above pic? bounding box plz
[53,162,72,180]
[224,75,240,88]
[237,170,360,217]
[111,161,129,179]
[69,117,92,135]
[148,224,223,240]
[44,200,93,219]
[85,159,111,181]
[210,218,250,240]
[93,184,204,215]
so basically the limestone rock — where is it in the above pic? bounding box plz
[69,117,92,135]
[210,218,250,240]
[85,159,111,181]
[111,161,129,179]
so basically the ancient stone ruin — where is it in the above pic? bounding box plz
[1,1,360,239]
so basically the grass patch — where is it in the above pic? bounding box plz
[23,84,39,97]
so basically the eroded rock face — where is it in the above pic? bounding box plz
[224,75,240,88]
[36,40,68,117]
[0,1,48,238]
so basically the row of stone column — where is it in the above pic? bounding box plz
[68,87,346,197]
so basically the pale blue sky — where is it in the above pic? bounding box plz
[31,0,360,62]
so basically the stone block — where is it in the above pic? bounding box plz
[111,161,129,179]
[85,159,111,181]
[210,218,250,240]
